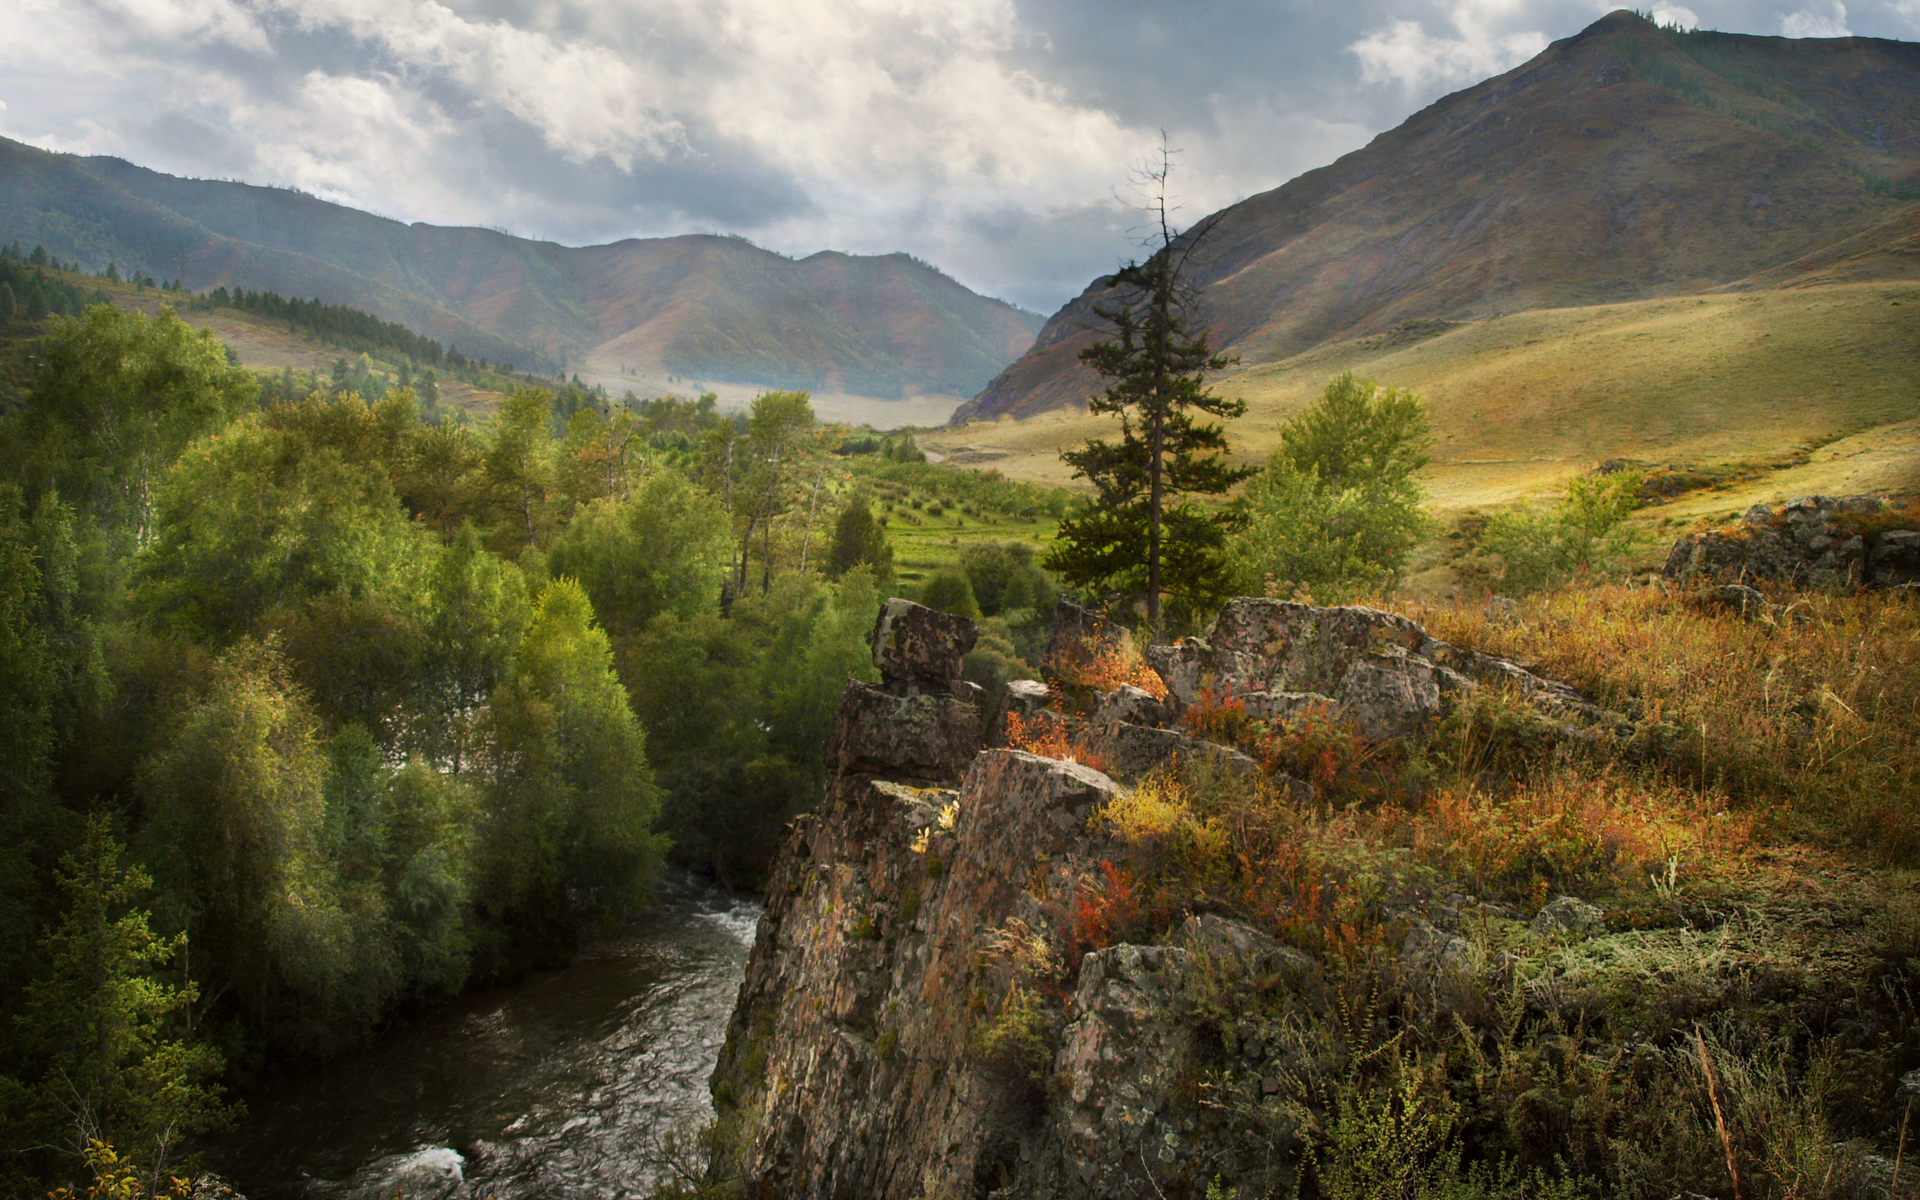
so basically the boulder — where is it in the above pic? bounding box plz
[1530,894,1605,940]
[1092,684,1170,729]
[1087,720,1263,783]
[1144,598,1605,743]
[1090,721,1193,780]
[1027,914,1320,1199]
[871,598,977,688]
[1663,495,1919,590]
[1045,595,1119,667]
[826,680,985,783]
[1870,529,1920,587]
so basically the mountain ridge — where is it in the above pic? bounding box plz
[0,137,1043,404]
[955,10,1920,424]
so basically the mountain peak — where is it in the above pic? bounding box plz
[954,18,1920,424]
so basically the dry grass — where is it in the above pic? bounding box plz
[1398,584,1920,862]
[927,282,1920,519]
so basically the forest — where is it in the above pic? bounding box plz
[0,302,1020,1191]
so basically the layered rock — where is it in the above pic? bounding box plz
[707,598,1631,1198]
[1144,597,1610,740]
[708,594,1907,1200]
[827,599,986,784]
[1662,494,1920,590]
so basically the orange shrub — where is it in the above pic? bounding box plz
[1052,638,1168,701]
[1005,710,1109,773]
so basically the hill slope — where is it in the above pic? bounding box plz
[0,138,1043,406]
[922,278,1920,514]
[957,10,1920,423]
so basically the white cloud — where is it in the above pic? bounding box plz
[1349,0,1551,94]
[1651,5,1701,29]
[10,0,1911,312]
[1780,2,1851,35]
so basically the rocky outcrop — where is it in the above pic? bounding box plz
[826,599,987,784]
[1144,597,1611,740]
[708,594,1906,1200]
[1662,494,1920,590]
[709,748,1124,1198]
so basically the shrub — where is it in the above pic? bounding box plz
[1229,372,1433,601]
[1470,471,1643,594]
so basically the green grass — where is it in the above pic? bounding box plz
[846,456,1072,585]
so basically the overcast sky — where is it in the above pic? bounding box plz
[2,0,1913,312]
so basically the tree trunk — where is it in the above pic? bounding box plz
[798,470,825,574]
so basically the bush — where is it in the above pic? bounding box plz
[1471,471,1643,594]
[919,566,981,620]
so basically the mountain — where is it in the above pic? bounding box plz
[0,137,1043,404]
[955,10,1920,424]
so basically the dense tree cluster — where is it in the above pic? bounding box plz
[0,304,893,1192]
[0,249,114,325]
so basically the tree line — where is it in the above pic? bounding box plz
[0,303,898,1193]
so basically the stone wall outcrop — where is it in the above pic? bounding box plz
[1662,494,1920,590]
[1144,597,1612,740]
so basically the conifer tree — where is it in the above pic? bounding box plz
[1048,146,1249,632]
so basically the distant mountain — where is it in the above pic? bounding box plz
[0,137,1043,402]
[955,10,1920,424]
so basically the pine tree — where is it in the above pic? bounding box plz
[827,487,893,581]
[14,819,232,1190]
[1047,147,1249,633]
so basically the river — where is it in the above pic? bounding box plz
[209,876,761,1200]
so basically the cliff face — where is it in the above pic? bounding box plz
[706,596,1910,1200]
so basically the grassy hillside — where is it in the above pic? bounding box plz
[932,280,1919,515]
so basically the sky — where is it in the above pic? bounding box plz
[2,0,1915,313]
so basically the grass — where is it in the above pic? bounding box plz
[845,455,1073,587]
[926,281,1920,520]
[1014,581,1920,1198]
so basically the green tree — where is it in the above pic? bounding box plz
[420,525,527,772]
[137,640,385,1049]
[624,569,878,884]
[483,388,556,547]
[959,540,1054,618]
[135,401,433,646]
[1048,153,1249,632]
[1230,372,1433,601]
[547,470,731,640]
[919,566,982,620]
[475,579,666,971]
[10,820,232,1191]
[3,306,254,550]
[700,391,820,600]
[0,283,15,324]
[1474,471,1643,594]
[826,487,893,582]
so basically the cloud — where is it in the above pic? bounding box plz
[1,0,1914,314]
[1780,2,1851,34]
[1349,1,1551,94]
[1650,5,1701,29]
